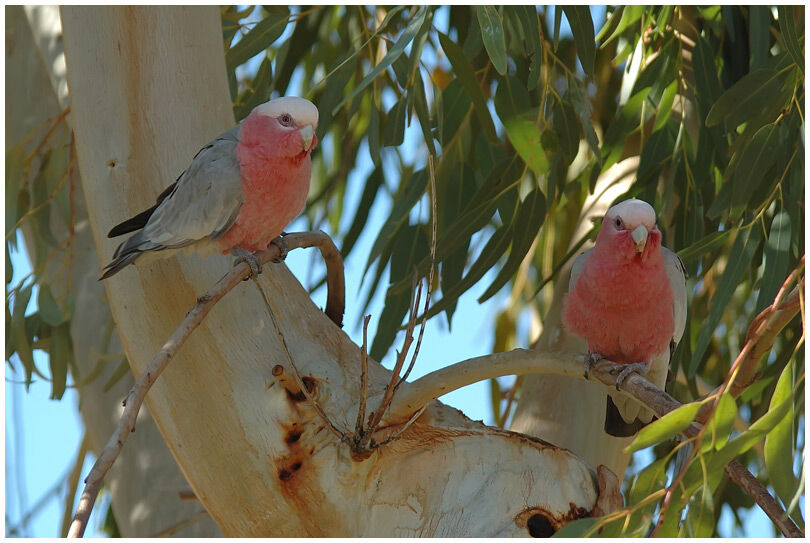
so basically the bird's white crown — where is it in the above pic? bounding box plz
[254,97,319,127]
[607,198,656,228]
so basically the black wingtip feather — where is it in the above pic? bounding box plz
[107,181,178,238]
[604,396,652,437]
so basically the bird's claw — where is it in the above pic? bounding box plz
[610,362,648,390]
[270,236,288,263]
[584,352,604,379]
[231,248,262,280]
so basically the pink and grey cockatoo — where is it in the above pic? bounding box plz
[101,96,318,279]
[563,199,687,436]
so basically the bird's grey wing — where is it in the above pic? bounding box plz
[142,126,243,248]
[663,247,688,345]
[568,248,593,292]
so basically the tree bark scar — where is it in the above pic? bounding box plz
[274,420,338,536]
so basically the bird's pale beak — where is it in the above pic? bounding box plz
[631,225,648,253]
[299,125,315,151]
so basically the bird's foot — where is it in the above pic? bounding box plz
[270,236,288,263]
[610,362,649,390]
[583,352,604,380]
[231,247,262,280]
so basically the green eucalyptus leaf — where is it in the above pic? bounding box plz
[6,145,26,239]
[37,284,64,326]
[49,322,71,399]
[440,80,472,147]
[552,517,601,538]
[727,122,780,213]
[225,6,290,70]
[370,224,429,360]
[689,226,762,376]
[778,6,804,73]
[599,6,645,47]
[494,76,531,121]
[682,392,794,495]
[764,360,797,507]
[626,401,701,453]
[677,230,730,264]
[342,168,383,259]
[422,223,513,321]
[504,118,548,175]
[364,169,427,275]
[562,6,595,75]
[552,99,580,164]
[567,76,600,163]
[692,36,723,118]
[756,211,791,312]
[637,125,676,186]
[10,283,34,387]
[438,31,498,141]
[706,67,795,128]
[654,80,678,131]
[478,188,546,302]
[368,100,382,166]
[706,392,737,452]
[748,6,770,71]
[382,99,407,147]
[476,6,508,75]
[335,7,427,113]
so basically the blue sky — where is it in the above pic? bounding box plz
[4,5,792,537]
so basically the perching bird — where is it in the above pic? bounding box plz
[100,96,318,280]
[563,199,687,437]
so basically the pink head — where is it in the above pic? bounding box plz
[240,96,319,162]
[595,199,662,264]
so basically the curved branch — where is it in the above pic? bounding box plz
[68,231,343,538]
[384,349,584,423]
[385,349,803,538]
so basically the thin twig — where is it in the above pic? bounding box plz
[354,315,372,437]
[397,154,438,387]
[693,262,804,425]
[354,155,440,452]
[253,278,352,445]
[68,231,345,538]
[369,405,429,450]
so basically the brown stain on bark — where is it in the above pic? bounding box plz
[271,397,343,536]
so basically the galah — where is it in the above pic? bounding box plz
[563,199,687,436]
[101,96,318,279]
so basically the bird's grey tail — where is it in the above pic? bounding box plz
[99,232,159,280]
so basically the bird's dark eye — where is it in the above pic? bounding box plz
[615,218,623,228]
[279,114,293,126]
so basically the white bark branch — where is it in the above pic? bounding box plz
[384,347,802,537]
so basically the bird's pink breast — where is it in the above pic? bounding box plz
[219,115,311,253]
[563,247,674,363]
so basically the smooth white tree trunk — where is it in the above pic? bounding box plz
[9,6,220,536]
[60,6,604,536]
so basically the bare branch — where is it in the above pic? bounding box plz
[353,157,439,453]
[68,231,344,538]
